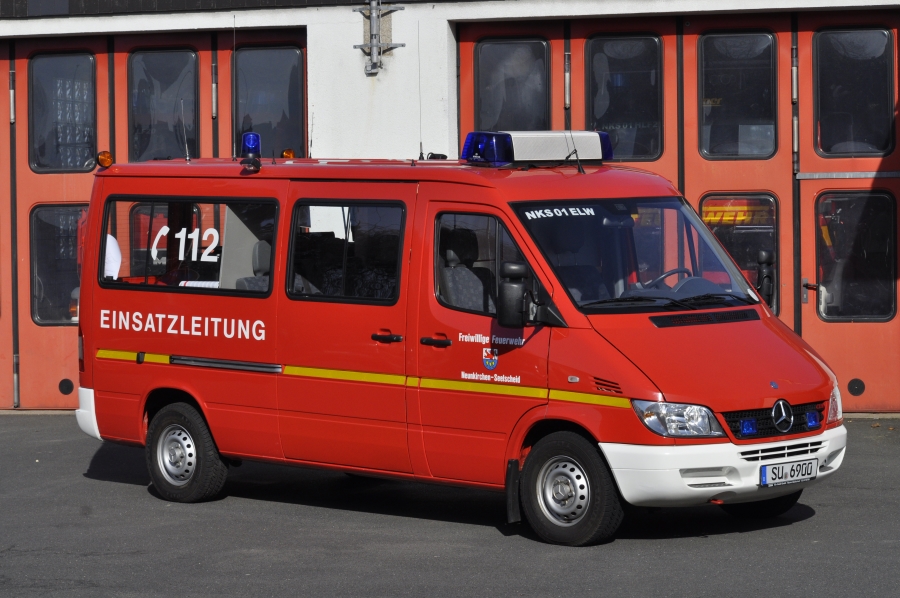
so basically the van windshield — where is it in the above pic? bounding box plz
[513,197,759,313]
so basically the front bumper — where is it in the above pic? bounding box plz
[75,387,102,441]
[600,425,847,507]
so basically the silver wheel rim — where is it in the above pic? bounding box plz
[156,424,196,486]
[536,455,590,527]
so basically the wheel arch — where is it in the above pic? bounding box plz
[506,402,607,466]
[141,387,209,445]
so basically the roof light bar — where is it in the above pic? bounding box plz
[461,130,612,166]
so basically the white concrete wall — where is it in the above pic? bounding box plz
[0,0,896,159]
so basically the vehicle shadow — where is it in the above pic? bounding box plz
[83,442,815,542]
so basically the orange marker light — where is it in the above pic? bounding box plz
[281,149,295,159]
[96,151,113,168]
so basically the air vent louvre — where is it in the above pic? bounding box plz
[739,441,824,462]
[593,377,623,394]
[650,309,760,328]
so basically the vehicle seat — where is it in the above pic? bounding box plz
[439,228,495,312]
[236,240,271,292]
[546,220,609,302]
[104,234,122,280]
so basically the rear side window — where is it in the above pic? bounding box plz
[287,202,405,304]
[128,49,198,162]
[586,35,662,160]
[101,197,278,294]
[475,39,549,131]
[31,204,88,325]
[29,53,96,172]
[814,29,894,156]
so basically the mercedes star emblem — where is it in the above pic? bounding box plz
[771,399,794,433]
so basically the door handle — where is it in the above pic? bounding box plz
[801,278,818,304]
[420,337,452,348]
[372,333,403,343]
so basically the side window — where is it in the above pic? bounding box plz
[128,49,198,162]
[586,35,662,160]
[814,29,894,156]
[701,194,777,295]
[31,205,89,325]
[234,47,304,159]
[699,33,776,159]
[475,39,549,131]
[816,192,895,320]
[435,213,528,316]
[288,203,404,303]
[29,53,96,172]
[101,198,278,294]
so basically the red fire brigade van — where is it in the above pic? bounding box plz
[76,131,846,546]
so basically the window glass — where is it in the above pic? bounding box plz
[288,203,404,302]
[587,36,662,160]
[816,192,895,320]
[30,53,96,171]
[815,29,894,155]
[31,205,88,324]
[699,33,776,158]
[128,50,198,162]
[234,47,304,160]
[435,214,527,315]
[475,40,549,131]
[102,198,277,294]
[701,195,777,289]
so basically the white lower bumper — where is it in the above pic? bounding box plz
[600,425,847,507]
[75,387,102,441]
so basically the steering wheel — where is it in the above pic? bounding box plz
[643,268,693,289]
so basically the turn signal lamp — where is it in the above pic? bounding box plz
[281,148,295,159]
[461,131,609,166]
[96,151,113,168]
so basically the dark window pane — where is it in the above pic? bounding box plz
[30,54,96,171]
[128,50,198,162]
[103,199,277,293]
[701,195,777,305]
[815,29,894,155]
[587,36,662,160]
[234,47,304,159]
[475,40,549,131]
[289,204,404,302]
[31,205,88,324]
[700,33,776,158]
[816,193,895,319]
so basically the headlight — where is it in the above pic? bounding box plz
[632,400,726,437]
[827,383,843,423]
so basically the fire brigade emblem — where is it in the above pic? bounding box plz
[483,348,499,370]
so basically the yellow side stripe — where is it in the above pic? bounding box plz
[420,377,548,399]
[549,389,632,409]
[283,365,407,386]
[406,377,420,387]
[96,349,138,361]
[143,353,170,364]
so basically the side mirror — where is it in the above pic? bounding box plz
[756,249,776,307]
[498,261,528,328]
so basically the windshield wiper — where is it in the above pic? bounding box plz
[580,296,698,310]
[679,293,757,306]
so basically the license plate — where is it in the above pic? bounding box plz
[760,459,818,487]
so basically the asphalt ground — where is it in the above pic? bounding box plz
[0,415,897,598]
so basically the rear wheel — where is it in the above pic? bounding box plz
[520,431,624,546]
[720,490,802,519]
[146,402,228,503]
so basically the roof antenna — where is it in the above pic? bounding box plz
[417,21,424,160]
[566,131,585,174]
[232,14,238,161]
[181,99,190,163]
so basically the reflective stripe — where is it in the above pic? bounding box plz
[143,353,170,364]
[420,377,548,399]
[283,365,406,386]
[549,389,631,409]
[406,377,420,387]
[96,349,138,361]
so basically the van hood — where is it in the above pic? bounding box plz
[587,308,833,412]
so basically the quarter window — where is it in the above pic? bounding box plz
[234,47,304,160]
[816,192,895,320]
[102,198,278,294]
[475,39,549,131]
[586,36,662,160]
[128,50,198,162]
[29,53,96,171]
[814,29,894,156]
[31,205,88,325]
[288,203,405,303]
[699,33,776,159]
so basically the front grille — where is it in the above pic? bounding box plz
[649,309,760,328]
[739,441,825,462]
[593,376,623,394]
[722,401,826,439]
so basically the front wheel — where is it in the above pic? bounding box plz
[146,402,228,503]
[719,490,802,519]
[520,431,624,546]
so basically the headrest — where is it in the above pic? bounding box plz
[105,234,121,280]
[442,228,479,267]
[252,240,271,276]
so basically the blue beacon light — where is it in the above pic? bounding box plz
[740,418,758,436]
[240,132,262,172]
[461,132,514,166]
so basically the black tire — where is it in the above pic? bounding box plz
[720,490,802,519]
[520,431,624,546]
[145,402,228,503]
